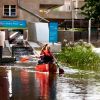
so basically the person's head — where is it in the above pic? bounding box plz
[41,44,51,51]
[41,44,48,51]
[46,45,51,51]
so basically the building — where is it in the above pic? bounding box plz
[0,0,99,45]
[39,0,85,27]
[0,0,85,33]
[0,0,64,41]
[0,0,86,29]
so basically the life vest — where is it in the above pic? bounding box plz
[40,50,53,63]
[42,50,52,57]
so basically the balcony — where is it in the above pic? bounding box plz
[39,0,64,9]
[40,11,72,19]
[40,9,85,20]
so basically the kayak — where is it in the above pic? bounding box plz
[35,63,57,73]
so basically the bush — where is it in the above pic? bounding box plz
[56,40,100,68]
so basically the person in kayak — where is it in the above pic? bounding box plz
[38,44,54,64]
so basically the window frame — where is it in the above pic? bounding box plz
[3,5,17,17]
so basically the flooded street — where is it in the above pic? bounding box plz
[1,64,100,100]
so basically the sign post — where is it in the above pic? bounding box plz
[49,22,58,43]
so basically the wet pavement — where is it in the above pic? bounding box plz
[1,64,100,100]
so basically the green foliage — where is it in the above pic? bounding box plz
[57,41,100,68]
[81,0,100,20]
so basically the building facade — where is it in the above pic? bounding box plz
[0,0,86,22]
[0,0,40,22]
[0,0,86,28]
[40,0,85,20]
[1,0,98,44]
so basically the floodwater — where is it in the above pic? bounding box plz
[1,64,100,100]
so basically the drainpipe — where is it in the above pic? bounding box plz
[17,0,49,22]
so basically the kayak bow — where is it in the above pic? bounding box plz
[35,63,57,73]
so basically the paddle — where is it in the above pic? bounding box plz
[56,62,64,74]
[53,56,64,74]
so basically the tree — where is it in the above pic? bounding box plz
[81,0,100,42]
[81,0,100,20]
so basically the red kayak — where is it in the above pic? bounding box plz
[35,63,57,73]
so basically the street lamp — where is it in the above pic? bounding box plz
[88,18,91,43]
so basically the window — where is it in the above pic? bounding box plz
[3,5,16,17]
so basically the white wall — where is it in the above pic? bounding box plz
[0,31,5,47]
[35,22,49,42]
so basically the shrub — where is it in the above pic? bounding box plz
[56,40,100,68]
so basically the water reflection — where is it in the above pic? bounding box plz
[35,72,57,100]
[0,67,9,100]
[20,69,30,95]
[57,68,100,100]
[7,69,12,98]
[10,68,57,100]
[1,65,100,100]
[35,72,49,99]
[12,68,38,100]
